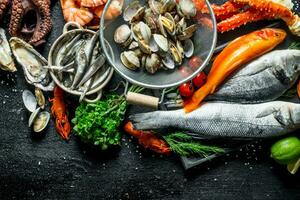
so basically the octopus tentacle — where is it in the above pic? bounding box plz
[29,0,52,45]
[0,0,10,20]
[8,0,23,37]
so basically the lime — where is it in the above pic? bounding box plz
[271,137,300,165]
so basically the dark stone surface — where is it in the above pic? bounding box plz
[0,0,300,199]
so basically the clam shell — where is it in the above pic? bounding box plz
[162,53,175,69]
[33,111,50,132]
[153,34,168,52]
[183,39,194,58]
[28,107,41,127]
[22,90,37,113]
[114,24,132,46]
[0,28,16,72]
[121,51,140,70]
[123,1,142,21]
[10,37,54,91]
[35,88,46,109]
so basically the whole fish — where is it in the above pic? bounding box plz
[130,101,300,138]
[207,50,300,103]
[184,28,287,113]
[71,41,88,89]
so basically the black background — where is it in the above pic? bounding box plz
[0,0,300,199]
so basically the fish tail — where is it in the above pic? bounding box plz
[129,111,168,130]
[184,84,213,113]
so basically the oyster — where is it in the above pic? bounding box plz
[0,28,16,72]
[10,37,54,91]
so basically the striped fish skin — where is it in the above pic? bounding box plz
[207,50,300,103]
[130,101,300,138]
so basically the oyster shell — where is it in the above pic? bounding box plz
[10,37,54,91]
[0,28,16,72]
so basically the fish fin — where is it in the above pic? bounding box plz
[256,107,277,118]
[273,106,293,127]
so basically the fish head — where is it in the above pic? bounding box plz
[257,28,286,43]
[275,50,300,83]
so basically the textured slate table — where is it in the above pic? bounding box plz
[0,0,300,199]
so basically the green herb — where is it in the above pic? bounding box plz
[72,85,144,150]
[163,132,224,157]
[288,42,300,50]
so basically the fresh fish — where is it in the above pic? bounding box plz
[77,54,106,87]
[57,33,82,65]
[184,28,287,113]
[207,50,300,103]
[130,101,300,138]
[0,28,16,72]
[71,41,88,89]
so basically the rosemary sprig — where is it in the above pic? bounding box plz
[163,132,224,157]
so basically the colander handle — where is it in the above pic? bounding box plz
[126,92,159,109]
[83,90,103,103]
[63,22,84,33]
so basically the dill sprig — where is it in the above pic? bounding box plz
[288,42,300,50]
[163,132,224,157]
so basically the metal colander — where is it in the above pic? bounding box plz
[100,0,217,89]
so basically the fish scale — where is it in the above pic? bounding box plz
[130,101,300,138]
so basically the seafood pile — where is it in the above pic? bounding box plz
[197,0,300,36]
[48,26,112,102]
[60,0,123,28]
[22,89,50,133]
[114,0,197,74]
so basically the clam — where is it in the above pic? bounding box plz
[33,111,50,133]
[130,7,146,23]
[35,88,46,109]
[176,40,184,56]
[121,51,140,70]
[29,107,41,127]
[183,39,194,58]
[123,1,142,21]
[132,22,152,43]
[145,53,161,74]
[10,37,54,91]
[114,24,132,47]
[138,39,152,54]
[169,41,182,64]
[153,34,168,52]
[178,24,197,40]
[128,41,139,50]
[162,53,175,69]
[148,0,162,14]
[177,0,196,19]
[149,36,159,52]
[22,90,37,113]
[0,28,16,72]
[176,18,187,33]
[144,8,157,31]
[160,0,176,14]
[158,14,176,36]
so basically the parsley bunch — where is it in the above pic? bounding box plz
[72,86,143,150]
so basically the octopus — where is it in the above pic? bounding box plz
[0,0,52,46]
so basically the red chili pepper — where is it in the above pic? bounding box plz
[179,82,195,98]
[192,72,207,88]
